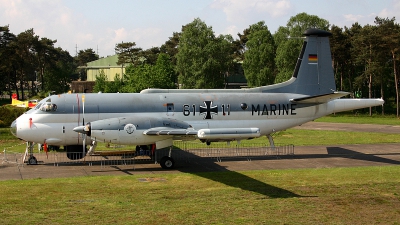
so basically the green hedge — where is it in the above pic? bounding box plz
[0,106,28,128]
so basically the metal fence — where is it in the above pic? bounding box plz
[1,149,24,167]
[2,142,294,167]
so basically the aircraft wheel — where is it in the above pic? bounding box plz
[28,156,37,165]
[160,156,175,169]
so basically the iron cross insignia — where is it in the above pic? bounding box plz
[200,101,218,119]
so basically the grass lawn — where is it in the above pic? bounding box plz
[316,114,400,125]
[0,166,399,224]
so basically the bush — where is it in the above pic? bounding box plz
[0,106,28,128]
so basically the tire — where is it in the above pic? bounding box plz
[160,156,175,169]
[28,156,37,165]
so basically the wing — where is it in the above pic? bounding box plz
[74,116,261,145]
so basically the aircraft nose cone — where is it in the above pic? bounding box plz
[10,120,17,137]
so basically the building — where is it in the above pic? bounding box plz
[82,55,125,82]
[72,55,125,93]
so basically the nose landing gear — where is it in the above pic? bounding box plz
[25,142,38,165]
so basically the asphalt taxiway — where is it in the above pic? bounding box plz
[1,122,400,181]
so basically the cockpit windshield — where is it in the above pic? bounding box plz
[38,97,57,112]
[34,103,42,110]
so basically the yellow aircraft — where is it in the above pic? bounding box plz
[10,94,38,108]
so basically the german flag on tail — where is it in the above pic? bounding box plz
[308,54,318,64]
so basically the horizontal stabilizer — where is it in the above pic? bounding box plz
[290,92,350,104]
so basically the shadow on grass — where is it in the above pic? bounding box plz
[188,169,301,198]
[165,149,301,198]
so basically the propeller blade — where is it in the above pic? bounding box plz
[76,94,80,144]
[82,134,86,156]
[82,94,85,125]
[82,94,86,155]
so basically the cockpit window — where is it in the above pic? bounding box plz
[40,103,57,112]
[39,98,57,112]
[35,103,42,110]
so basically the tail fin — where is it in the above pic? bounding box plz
[262,28,336,96]
[141,29,338,96]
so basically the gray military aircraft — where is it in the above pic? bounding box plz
[11,28,384,168]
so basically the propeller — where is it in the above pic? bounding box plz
[76,94,87,158]
[82,94,86,156]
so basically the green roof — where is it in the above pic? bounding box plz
[86,55,119,67]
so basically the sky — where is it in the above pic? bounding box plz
[2,0,400,57]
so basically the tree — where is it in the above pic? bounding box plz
[153,53,176,89]
[92,70,108,93]
[43,48,75,94]
[122,53,176,93]
[274,13,329,83]
[34,37,58,93]
[138,47,160,65]
[330,25,351,91]
[75,48,98,66]
[352,25,381,115]
[176,18,233,89]
[374,17,400,117]
[105,73,123,93]
[13,29,38,100]
[160,32,180,65]
[242,21,275,87]
[75,48,99,80]
[343,23,363,95]
[0,25,16,98]
[115,42,142,65]
[232,28,251,62]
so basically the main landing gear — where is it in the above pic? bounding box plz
[159,146,175,169]
[160,156,175,169]
[267,134,275,148]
